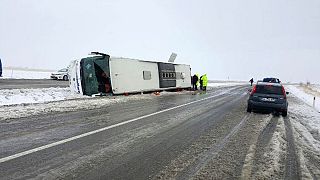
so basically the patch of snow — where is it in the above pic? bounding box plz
[289,100,320,152]
[287,85,320,112]
[296,148,314,179]
[1,68,53,79]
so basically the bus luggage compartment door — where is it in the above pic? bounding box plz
[158,62,176,88]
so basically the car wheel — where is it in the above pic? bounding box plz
[247,107,252,113]
[282,111,288,117]
[63,75,68,81]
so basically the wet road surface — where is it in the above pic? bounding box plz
[0,85,318,179]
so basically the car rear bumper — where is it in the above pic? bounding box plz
[248,100,287,112]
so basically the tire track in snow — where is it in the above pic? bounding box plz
[253,115,287,179]
[241,115,288,179]
[240,115,273,179]
[176,114,251,180]
[283,117,301,180]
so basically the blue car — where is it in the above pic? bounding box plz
[247,82,289,117]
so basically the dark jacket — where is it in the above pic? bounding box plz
[192,75,198,84]
[0,58,2,77]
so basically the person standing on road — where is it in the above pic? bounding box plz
[192,74,199,90]
[249,78,254,86]
[202,74,208,91]
[199,75,203,90]
[196,74,200,89]
[0,58,2,77]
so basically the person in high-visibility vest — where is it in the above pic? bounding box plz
[202,74,208,91]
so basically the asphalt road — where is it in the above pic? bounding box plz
[0,86,310,179]
[0,79,69,89]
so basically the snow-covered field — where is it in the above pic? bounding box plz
[1,67,53,79]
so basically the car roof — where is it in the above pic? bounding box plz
[263,77,278,79]
[256,82,282,87]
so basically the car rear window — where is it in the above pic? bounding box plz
[256,85,283,95]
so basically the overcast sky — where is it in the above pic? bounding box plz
[1,0,320,83]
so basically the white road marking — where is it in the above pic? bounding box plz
[0,90,241,164]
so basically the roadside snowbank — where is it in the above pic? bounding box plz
[287,85,320,112]
[288,95,320,178]
[0,88,85,106]
[286,84,320,178]
[0,87,195,121]
[0,93,154,121]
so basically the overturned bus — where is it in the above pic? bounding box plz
[69,52,192,96]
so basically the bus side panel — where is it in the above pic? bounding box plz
[174,64,192,88]
[69,60,83,94]
[110,58,160,94]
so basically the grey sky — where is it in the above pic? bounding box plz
[1,0,320,83]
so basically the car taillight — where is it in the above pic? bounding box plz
[282,86,286,99]
[251,85,257,95]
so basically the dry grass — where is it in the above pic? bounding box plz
[298,85,320,97]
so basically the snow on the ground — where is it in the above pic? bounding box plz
[286,84,320,178]
[207,81,247,87]
[0,87,197,121]
[287,85,320,112]
[255,116,287,179]
[1,67,53,79]
[289,98,320,150]
[0,88,85,106]
[288,96,320,178]
[287,84,320,149]
[0,93,154,121]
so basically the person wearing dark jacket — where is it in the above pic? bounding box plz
[249,78,254,86]
[0,58,2,77]
[192,74,199,90]
[199,75,203,90]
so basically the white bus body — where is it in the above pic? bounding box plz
[69,54,191,96]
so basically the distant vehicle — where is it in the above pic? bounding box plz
[262,77,281,83]
[68,52,192,96]
[247,82,289,117]
[50,68,69,81]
